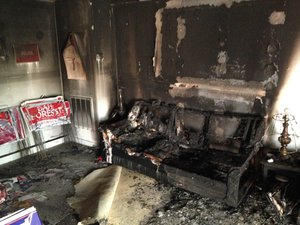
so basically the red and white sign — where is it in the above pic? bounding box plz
[21,96,71,131]
[14,43,40,63]
[0,108,25,146]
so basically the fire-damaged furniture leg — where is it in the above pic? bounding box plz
[32,130,47,159]
[226,143,262,207]
[18,138,30,158]
[17,139,27,152]
[64,124,79,151]
[225,168,241,207]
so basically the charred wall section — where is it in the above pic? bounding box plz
[113,1,161,103]
[91,0,116,123]
[114,0,300,116]
[55,0,116,145]
[55,0,97,146]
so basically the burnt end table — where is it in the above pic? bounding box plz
[261,151,300,224]
[262,160,300,181]
[261,150,300,182]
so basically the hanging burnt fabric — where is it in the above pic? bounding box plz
[0,107,26,146]
[63,33,87,80]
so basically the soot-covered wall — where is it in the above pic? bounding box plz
[0,0,63,164]
[0,0,61,106]
[55,0,116,145]
[114,0,300,115]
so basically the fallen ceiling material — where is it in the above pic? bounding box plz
[68,166,122,224]
[67,165,172,225]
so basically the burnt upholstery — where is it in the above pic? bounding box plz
[100,100,264,206]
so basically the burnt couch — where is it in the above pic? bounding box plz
[99,100,264,207]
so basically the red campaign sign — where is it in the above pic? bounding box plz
[14,43,40,63]
[0,111,16,145]
[21,96,71,131]
[11,107,26,140]
[0,108,25,146]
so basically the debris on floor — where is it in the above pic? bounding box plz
[0,182,7,204]
[142,186,293,225]
[107,168,171,225]
[0,143,105,225]
[0,143,299,225]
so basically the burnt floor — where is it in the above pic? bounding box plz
[0,144,296,225]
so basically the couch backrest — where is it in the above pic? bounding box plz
[126,101,263,153]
